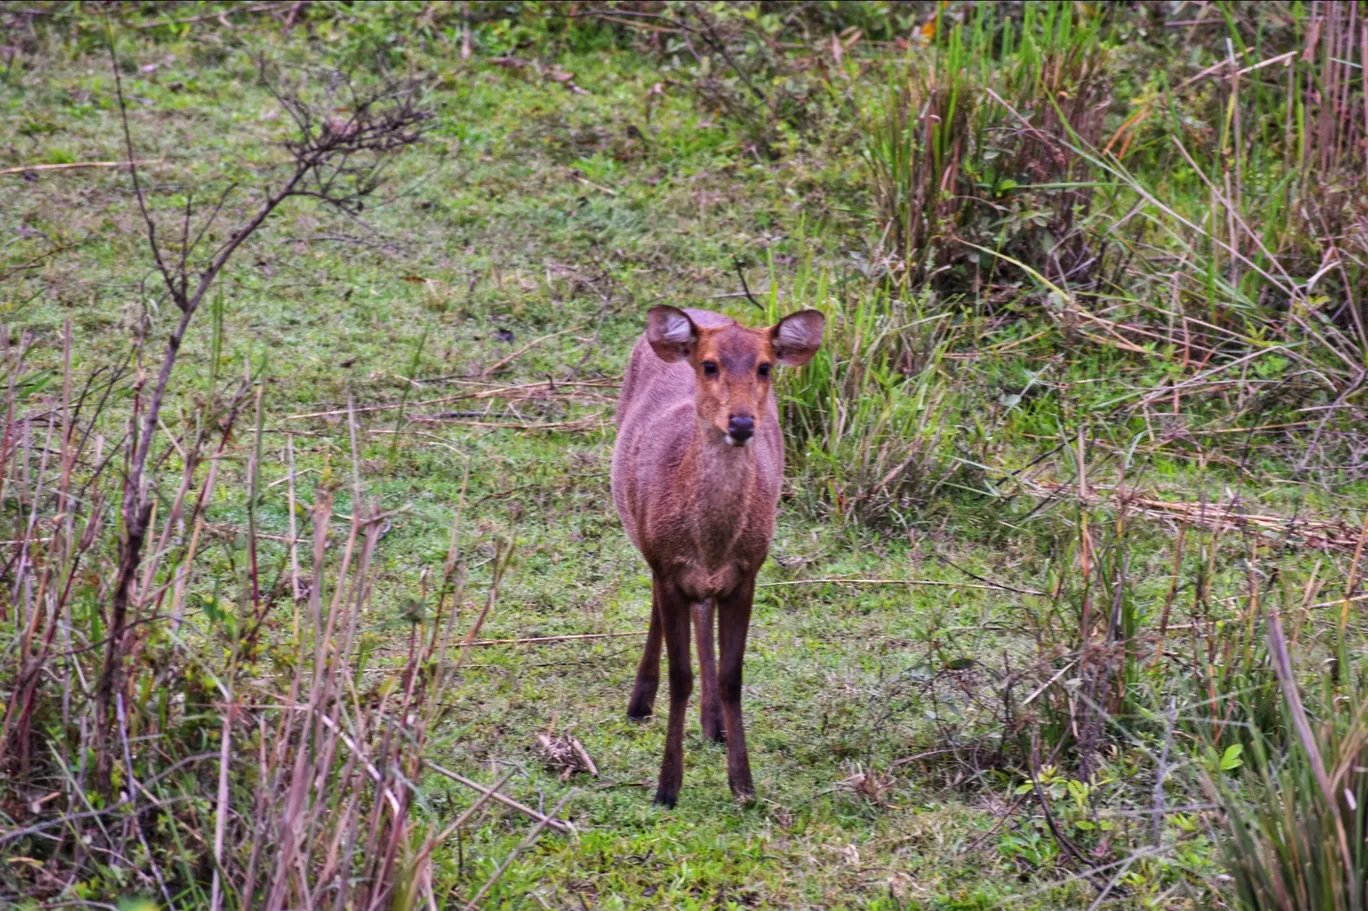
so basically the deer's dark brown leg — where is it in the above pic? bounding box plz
[655,582,693,808]
[626,576,663,721]
[717,576,755,802]
[693,598,724,743]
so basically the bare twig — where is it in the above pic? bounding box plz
[1021,480,1366,552]
[407,767,519,877]
[413,415,604,432]
[730,253,766,314]
[931,554,1048,596]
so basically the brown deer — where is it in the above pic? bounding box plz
[612,305,824,807]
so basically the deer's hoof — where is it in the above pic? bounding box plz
[730,776,755,804]
[626,691,656,721]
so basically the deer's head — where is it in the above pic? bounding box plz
[646,306,825,447]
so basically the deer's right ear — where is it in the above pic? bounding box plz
[646,306,697,362]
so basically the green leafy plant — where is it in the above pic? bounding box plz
[773,241,959,526]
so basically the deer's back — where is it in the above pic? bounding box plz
[611,334,695,552]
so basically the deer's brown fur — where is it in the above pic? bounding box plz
[612,305,824,806]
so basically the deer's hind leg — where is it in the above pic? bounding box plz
[693,599,725,743]
[626,576,664,721]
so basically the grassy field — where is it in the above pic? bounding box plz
[3,3,1368,909]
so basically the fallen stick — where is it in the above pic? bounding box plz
[0,159,165,176]
[570,738,598,778]
[481,324,585,377]
[464,790,575,910]
[131,2,287,28]
[458,631,647,649]
[412,415,604,431]
[425,762,575,834]
[1023,480,1367,552]
[759,577,1035,594]
[286,379,610,420]
[572,175,617,196]
[408,767,519,877]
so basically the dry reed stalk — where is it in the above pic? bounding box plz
[167,418,236,636]
[571,738,598,778]
[137,380,248,615]
[426,463,471,725]
[451,537,516,672]
[1338,512,1368,644]
[1069,308,1221,358]
[265,488,351,907]
[0,330,25,537]
[286,437,301,612]
[1150,524,1188,669]
[1267,601,1355,874]
[210,696,234,911]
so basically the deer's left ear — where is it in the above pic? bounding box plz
[771,310,825,366]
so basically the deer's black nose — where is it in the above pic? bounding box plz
[727,415,754,441]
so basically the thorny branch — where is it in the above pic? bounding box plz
[93,37,430,791]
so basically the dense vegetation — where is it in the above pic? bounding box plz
[2,2,1367,908]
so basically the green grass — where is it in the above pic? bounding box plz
[3,3,1367,909]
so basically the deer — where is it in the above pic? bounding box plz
[611,305,825,807]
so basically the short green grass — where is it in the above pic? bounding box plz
[4,5,1365,909]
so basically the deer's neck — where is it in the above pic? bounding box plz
[682,422,757,565]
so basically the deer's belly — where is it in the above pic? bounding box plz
[675,561,745,602]
[642,514,771,600]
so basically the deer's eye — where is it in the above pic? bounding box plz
[757,363,772,379]
[702,361,719,377]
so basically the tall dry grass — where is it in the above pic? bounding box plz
[0,320,564,907]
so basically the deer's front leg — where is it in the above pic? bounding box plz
[655,581,694,808]
[717,576,756,802]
